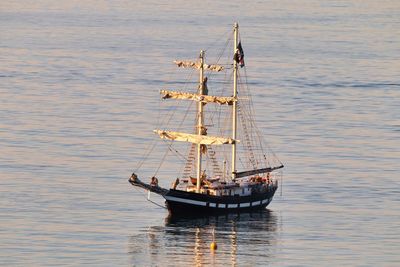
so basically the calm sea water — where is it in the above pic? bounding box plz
[1,0,399,266]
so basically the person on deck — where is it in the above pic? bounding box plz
[203,77,208,95]
[172,178,179,189]
[150,176,158,186]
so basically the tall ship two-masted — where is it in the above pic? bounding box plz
[129,23,284,216]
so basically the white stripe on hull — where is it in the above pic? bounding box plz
[165,196,207,206]
[262,198,270,204]
[165,195,272,209]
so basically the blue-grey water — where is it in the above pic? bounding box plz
[1,1,399,266]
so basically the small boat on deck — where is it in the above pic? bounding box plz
[129,23,284,216]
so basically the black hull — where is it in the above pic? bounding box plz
[164,186,277,217]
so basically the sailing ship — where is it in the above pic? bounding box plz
[129,23,284,216]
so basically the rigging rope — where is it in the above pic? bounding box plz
[135,53,195,173]
[153,88,195,177]
[135,138,159,171]
[240,65,283,167]
[132,186,167,209]
[168,146,187,162]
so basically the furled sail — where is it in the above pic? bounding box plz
[234,165,284,179]
[160,90,235,105]
[205,64,224,72]
[174,60,224,72]
[154,130,238,145]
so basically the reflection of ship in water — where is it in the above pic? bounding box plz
[129,210,279,266]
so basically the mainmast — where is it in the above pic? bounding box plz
[196,50,205,193]
[231,22,239,180]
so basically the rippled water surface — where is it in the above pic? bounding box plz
[1,0,399,266]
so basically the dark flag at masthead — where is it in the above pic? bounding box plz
[234,42,245,68]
